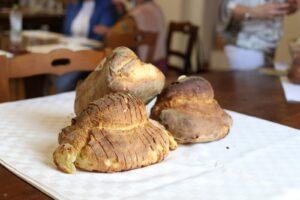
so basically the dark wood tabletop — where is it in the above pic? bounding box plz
[204,71,300,130]
[0,8,64,32]
[0,33,59,55]
[0,71,299,200]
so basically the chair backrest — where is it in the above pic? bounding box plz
[166,22,199,73]
[104,30,158,63]
[0,48,110,103]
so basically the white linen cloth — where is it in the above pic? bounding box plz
[26,44,90,54]
[280,76,300,102]
[21,30,102,53]
[22,30,62,41]
[22,30,102,48]
[0,50,13,58]
[59,36,103,48]
[0,92,300,200]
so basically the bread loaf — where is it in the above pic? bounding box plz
[288,57,300,84]
[151,76,232,144]
[53,93,177,174]
[74,47,166,115]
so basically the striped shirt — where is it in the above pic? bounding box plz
[220,0,286,53]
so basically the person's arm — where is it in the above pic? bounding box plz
[93,15,137,37]
[230,2,290,21]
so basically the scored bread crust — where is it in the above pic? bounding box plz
[151,76,233,144]
[74,47,166,115]
[53,93,177,174]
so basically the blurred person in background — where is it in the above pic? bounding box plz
[64,0,119,40]
[93,0,167,73]
[220,0,300,70]
[56,0,119,92]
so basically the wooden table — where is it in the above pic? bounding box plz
[205,71,300,130]
[0,71,299,200]
[0,32,103,100]
[0,8,64,32]
[0,32,60,100]
[0,32,62,54]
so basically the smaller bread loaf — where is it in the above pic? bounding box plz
[74,47,166,115]
[53,93,177,174]
[288,56,300,84]
[151,76,233,144]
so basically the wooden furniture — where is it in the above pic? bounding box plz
[0,8,64,32]
[104,30,157,63]
[166,22,201,73]
[0,32,103,55]
[0,71,300,200]
[0,48,110,103]
[0,32,105,100]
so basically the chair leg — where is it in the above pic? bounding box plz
[0,78,11,103]
[184,59,190,74]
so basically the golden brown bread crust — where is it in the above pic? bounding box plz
[288,63,300,84]
[53,93,177,174]
[74,47,166,115]
[157,76,214,101]
[151,76,233,144]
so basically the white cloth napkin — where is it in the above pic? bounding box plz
[280,76,300,102]
[59,36,103,49]
[0,92,300,200]
[0,50,13,58]
[22,30,62,41]
[26,44,90,54]
[22,30,102,53]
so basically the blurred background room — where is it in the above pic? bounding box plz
[1,0,300,101]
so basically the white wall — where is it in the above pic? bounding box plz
[155,0,218,67]
[155,0,184,22]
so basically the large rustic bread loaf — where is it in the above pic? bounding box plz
[74,47,165,115]
[151,76,232,144]
[53,93,177,174]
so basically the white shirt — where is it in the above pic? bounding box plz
[71,1,95,37]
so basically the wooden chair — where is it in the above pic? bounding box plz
[0,48,111,103]
[104,30,158,63]
[166,22,202,73]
